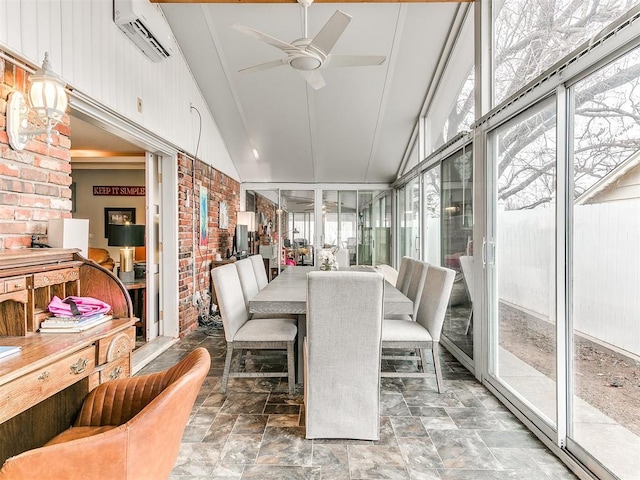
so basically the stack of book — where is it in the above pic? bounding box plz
[39,313,113,333]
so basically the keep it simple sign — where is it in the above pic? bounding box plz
[93,186,146,196]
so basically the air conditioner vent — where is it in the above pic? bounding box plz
[114,0,173,63]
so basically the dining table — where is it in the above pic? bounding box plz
[249,265,414,382]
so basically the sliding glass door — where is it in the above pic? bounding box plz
[567,46,640,480]
[488,97,558,428]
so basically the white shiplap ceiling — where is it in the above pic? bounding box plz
[159,2,464,184]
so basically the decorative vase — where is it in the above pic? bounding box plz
[320,262,337,271]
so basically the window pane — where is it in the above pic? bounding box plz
[494,0,635,105]
[570,46,640,479]
[441,149,474,358]
[491,97,557,425]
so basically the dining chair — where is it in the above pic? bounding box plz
[236,257,296,320]
[336,248,350,268]
[375,264,399,285]
[459,255,474,335]
[396,256,414,296]
[211,263,297,394]
[386,259,428,321]
[304,270,385,440]
[250,254,269,290]
[381,264,455,393]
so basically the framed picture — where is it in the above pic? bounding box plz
[200,186,208,246]
[104,207,136,238]
[219,201,229,229]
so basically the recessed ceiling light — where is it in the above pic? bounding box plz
[252,148,259,160]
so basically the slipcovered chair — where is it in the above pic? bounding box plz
[336,248,350,268]
[250,254,269,290]
[381,264,455,393]
[395,256,414,295]
[375,264,399,285]
[0,347,211,480]
[236,258,295,320]
[235,257,262,316]
[459,255,474,335]
[212,263,296,394]
[304,271,385,440]
[385,259,428,321]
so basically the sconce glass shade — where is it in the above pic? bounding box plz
[6,52,68,151]
[28,52,68,124]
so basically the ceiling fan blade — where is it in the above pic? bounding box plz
[296,70,326,90]
[308,10,351,56]
[324,54,387,68]
[232,23,298,53]
[238,59,288,74]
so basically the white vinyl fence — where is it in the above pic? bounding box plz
[498,198,640,356]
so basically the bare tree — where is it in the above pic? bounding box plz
[439,0,639,210]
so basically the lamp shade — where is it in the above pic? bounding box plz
[237,211,256,232]
[108,224,145,247]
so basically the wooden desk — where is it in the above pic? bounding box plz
[249,266,413,381]
[0,249,136,464]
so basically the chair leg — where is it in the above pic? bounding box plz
[432,343,444,394]
[286,341,295,395]
[418,348,428,376]
[464,308,473,335]
[222,343,234,393]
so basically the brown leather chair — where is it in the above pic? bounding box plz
[87,247,115,271]
[0,347,211,480]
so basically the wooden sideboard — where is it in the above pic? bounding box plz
[0,248,136,464]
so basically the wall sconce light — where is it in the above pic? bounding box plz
[6,52,68,151]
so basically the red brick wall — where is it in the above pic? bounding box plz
[177,153,240,337]
[0,53,241,339]
[0,55,72,249]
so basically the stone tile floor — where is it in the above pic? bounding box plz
[138,327,578,479]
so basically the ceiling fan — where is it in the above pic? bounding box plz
[232,0,386,90]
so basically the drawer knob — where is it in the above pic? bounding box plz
[70,357,89,375]
[38,371,50,381]
[109,367,123,380]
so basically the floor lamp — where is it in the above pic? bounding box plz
[108,224,145,283]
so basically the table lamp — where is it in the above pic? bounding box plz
[108,224,145,283]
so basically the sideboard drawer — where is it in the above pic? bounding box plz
[2,276,28,294]
[0,345,96,424]
[32,268,79,288]
[96,326,135,365]
[99,355,130,383]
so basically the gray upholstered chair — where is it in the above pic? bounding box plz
[381,264,455,393]
[386,259,428,321]
[304,271,385,440]
[375,264,398,285]
[236,257,295,320]
[236,257,261,315]
[250,254,269,290]
[336,248,350,268]
[459,255,474,335]
[396,256,415,295]
[211,263,297,394]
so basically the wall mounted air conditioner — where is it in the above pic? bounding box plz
[113,0,173,62]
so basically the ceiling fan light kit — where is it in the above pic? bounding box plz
[232,0,386,89]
